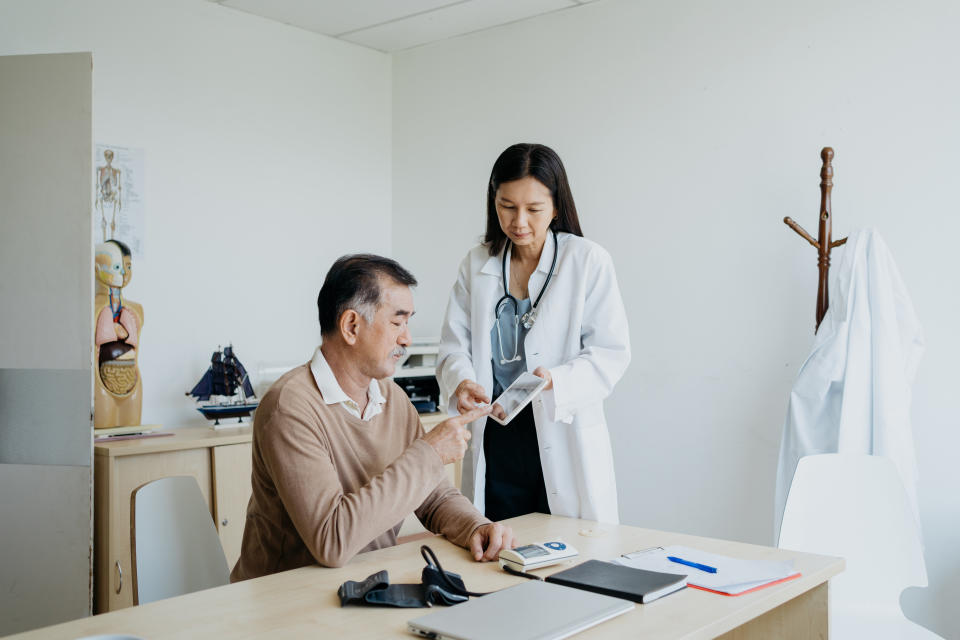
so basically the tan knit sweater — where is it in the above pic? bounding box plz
[230,364,490,581]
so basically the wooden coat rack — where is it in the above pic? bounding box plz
[784,147,847,332]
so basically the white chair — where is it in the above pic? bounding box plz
[131,476,230,605]
[777,454,940,638]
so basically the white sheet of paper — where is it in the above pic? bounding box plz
[613,545,798,595]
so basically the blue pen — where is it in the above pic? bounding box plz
[667,556,717,573]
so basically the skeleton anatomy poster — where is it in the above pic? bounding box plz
[94,143,145,257]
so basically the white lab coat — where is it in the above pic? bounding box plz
[437,232,630,524]
[774,228,925,549]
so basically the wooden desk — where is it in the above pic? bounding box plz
[6,513,842,639]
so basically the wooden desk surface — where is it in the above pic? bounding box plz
[94,425,253,458]
[5,514,842,640]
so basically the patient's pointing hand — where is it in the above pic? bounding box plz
[422,405,489,465]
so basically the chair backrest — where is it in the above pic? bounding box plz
[131,476,230,605]
[777,453,927,611]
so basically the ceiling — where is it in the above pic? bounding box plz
[206,0,598,53]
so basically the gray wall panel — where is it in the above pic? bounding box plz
[0,51,93,632]
[0,368,91,466]
[0,464,91,636]
[0,52,92,372]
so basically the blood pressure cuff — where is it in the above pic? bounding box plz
[338,567,469,608]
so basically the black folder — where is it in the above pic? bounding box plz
[545,559,688,604]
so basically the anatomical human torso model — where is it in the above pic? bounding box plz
[94,240,143,428]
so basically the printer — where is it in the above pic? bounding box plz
[393,338,441,414]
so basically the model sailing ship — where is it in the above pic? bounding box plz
[186,344,258,425]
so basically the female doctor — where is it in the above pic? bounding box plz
[437,143,630,524]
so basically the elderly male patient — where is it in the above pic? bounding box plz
[231,254,515,581]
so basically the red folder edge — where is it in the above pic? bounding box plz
[688,571,802,596]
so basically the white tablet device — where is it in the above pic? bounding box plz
[489,372,548,425]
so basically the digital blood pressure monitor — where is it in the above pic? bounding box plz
[498,540,579,572]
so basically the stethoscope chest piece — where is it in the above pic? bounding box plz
[520,307,539,330]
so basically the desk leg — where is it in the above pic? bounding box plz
[716,582,828,640]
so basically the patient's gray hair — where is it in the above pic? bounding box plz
[317,254,417,336]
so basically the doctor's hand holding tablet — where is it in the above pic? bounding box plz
[437,143,631,524]
[454,369,551,424]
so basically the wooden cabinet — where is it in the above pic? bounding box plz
[93,426,252,613]
[210,442,253,568]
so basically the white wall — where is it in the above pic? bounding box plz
[392,0,960,636]
[0,0,393,428]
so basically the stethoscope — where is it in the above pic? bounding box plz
[494,229,558,365]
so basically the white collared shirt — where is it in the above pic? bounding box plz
[309,346,386,421]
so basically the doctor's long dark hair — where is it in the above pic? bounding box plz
[484,143,584,256]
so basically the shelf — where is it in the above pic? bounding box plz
[394,366,436,379]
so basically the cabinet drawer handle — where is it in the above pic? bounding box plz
[115,561,122,594]
[221,518,228,526]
